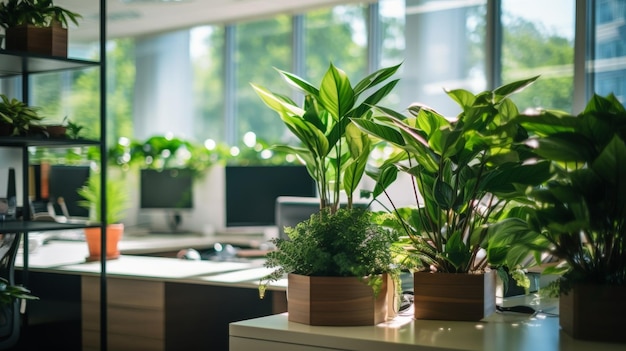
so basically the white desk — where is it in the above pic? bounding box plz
[229,297,626,351]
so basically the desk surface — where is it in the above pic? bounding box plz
[230,300,626,351]
[16,232,286,290]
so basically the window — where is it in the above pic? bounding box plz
[501,0,575,112]
[234,16,291,146]
[191,26,225,143]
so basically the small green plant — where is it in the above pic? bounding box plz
[77,171,130,224]
[0,0,81,29]
[64,118,84,139]
[0,94,44,136]
[0,277,38,305]
[260,208,400,298]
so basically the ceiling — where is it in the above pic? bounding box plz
[57,0,367,42]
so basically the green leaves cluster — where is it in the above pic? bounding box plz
[0,277,38,306]
[353,76,552,274]
[0,94,44,136]
[261,208,400,296]
[520,93,626,289]
[0,0,81,29]
[77,171,130,225]
[251,62,400,212]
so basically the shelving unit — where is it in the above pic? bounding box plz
[0,0,107,349]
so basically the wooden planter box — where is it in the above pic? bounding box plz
[560,284,626,343]
[5,25,68,57]
[413,270,496,321]
[287,273,390,326]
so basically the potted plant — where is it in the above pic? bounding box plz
[77,169,130,261]
[0,94,44,136]
[0,0,81,57]
[519,93,626,342]
[252,62,405,326]
[352,76,552,321]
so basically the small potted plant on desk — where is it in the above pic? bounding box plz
[77,169,130,261]
[253,62,406,326]
[519,93,626,343]
[352,76,552,321]
[0,0,81,57]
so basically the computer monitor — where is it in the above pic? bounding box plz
[140,168,194,232]
[224,165,317,229]
[47,165,91,218]
[275,196,370,240]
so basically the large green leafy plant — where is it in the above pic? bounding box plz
[520,93,626,293]
[252,63,403,296]
[352,77,552,277]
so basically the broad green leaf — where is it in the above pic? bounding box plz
[251,83,304,117]
[493,76,539,102]
[350,118,405,146]
[351,79,399,118]
[319,64,354,120]
[446,88,475,110]
[353,62,402,96]
[277,69,320,96]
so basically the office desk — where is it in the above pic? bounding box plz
[15,234,286,351]
[229,297,626,351]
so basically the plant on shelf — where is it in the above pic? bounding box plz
[0,0,81,56]
[252,62,405,326]
[352,76,552,321]
[0,0,81,29]
[0,94,45,136]
[77,168,130,261]
[518,93,626,342]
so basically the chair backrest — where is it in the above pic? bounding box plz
[0,233,22,349]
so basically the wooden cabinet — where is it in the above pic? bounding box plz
[82,274,286,351]
[82,276,165,351]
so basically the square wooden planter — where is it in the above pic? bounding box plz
[559,284,626,343]
[287,273,390,326]
[413,270,496,321]
[5,25,68,57]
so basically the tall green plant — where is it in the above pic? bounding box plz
[253,63,404,298]
[77,171,130,224]
[352,77,552,274]
[251,62,401,212]
[519,93,626,292]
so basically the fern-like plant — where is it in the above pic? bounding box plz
[260,208,400,297]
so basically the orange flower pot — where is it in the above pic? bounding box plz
[84,223,124,261]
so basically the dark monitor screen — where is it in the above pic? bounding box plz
[140,168,194,209]
[48,165,91,217]
[225,165,317,227]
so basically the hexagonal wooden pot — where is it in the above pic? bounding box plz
[287,273,390,326]
[413,270,496,321]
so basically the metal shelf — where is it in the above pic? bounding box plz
[0,50,99,78]
[0,220,98,234]
[0,136,100,148]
